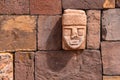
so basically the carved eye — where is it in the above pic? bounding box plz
[64,28,71,36]
[78,29,83,36]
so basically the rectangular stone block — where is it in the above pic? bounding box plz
[62,0,115,9]
[0,16,36,52]
[102,9,120,40]
[35,50,102,80]
[101,42,120,75]
[103,76,120,80]
[116,0,120,7]
[87,10,100,49]
[0,53,13,80]
[0,0,29,14]
[38,16,62,50]
[15,52,34,80]
[30,0,62,14]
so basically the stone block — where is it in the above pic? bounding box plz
[15,52,34,80]
[0,0,29,14]
[35,50,102,80]
[103,0,115,8]
[103,76,120,80]
[30,0,62,14]
[102,9,120,40]
[0,16,36,52]
[87,10,100,49]
[101,42,120,75]
[38,16,62,50]
[0,53,13,80]
[116,0,120,7]
[62,9,87,50]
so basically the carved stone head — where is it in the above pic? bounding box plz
[62,9,86,50]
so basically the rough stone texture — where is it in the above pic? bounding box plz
[103,0,115,8]
[35,50,102,80]
[0,16,36,52]
[15,52,34,80]
[0,0,29,14]
[116,0,120,7]
[103,76,120,80]
[101,42,120,75]
[87,10,100,49]
[62,0,105,9]
[30,0,62,14]
[0,53,13,80]
[38,16,62,50]
[102,9,120,40]
[62,9,86,50]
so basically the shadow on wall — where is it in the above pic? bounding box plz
[46,17,62,50]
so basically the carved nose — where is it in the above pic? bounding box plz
[71,28,78,39]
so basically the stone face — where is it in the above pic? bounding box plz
[116,0,120,7]
[35,50,102,80]
[0,0,29,14]
[103,0,115,8]
[62,0,105,9]
[0,53,13,80]
[15,52,34,80]
[62,9,87,50]
[87,10,100,49]
[30,0,62,14]
[102,9,120,40]
[101,42,120,75]
[0,16,36,52]
[103,76,120,80]
[38,16,62,50]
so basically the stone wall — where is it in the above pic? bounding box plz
[0,0,120,80]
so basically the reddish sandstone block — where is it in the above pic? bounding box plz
[38,16,62,50]
[0,0,29,14]
[15,52,34,80]
[0,16,36,52]
[116,0,120,7]
[103,76,120,80]
[87,10,101,49]
[30,0,62,14]
[101,42,120,75]
[35,50,102,80]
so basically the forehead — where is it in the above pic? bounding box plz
[63,26,85,28]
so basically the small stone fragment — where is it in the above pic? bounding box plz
[103,0,115,8]
[103,76,120,80]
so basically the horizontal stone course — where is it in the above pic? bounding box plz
[103,76,120,80]
[35,50,102,80]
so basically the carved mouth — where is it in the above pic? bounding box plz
[69,40,80,45]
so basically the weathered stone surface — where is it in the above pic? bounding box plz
[38,16,62,50]
[102,9,120,40]
[0,0,29,14]
[30,0,62,14]
[0,16,36,52]
[15,52,34,80]
[103,76,120,80]
[116,0,120,7]
[0,53,13,80]
[62,9,86,50]
[103,0,115,8]
[62,0,105,9]
[87,10,100,49]
[101,42,120,75]
[35,50,102,80]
